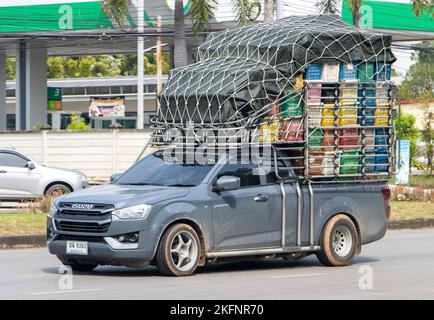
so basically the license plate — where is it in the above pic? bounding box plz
[66,241,88,255]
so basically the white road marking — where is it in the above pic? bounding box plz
[269,273,326,279]
[31,288,102,296]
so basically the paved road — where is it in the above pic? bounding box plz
[0,229,434,300]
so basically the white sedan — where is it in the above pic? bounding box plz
[0,148,88,199]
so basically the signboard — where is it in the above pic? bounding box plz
[395,140,410,185]
[89,96,125,118]
[341,0,434,32]
[48,87,62,111]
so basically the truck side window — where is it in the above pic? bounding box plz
[217,163,261,187]
[265,159,290,184]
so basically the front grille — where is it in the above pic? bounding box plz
[56,220,110,233]
[55,234,105,243]
[58,203,114,216]
[55,202,113,233]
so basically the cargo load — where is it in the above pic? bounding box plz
[151,15,397,183]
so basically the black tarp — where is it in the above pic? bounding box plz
[158,15,396,125]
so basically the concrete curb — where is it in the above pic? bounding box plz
[0,234,46,249]
[1,219,434,249]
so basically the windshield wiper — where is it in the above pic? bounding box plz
[165,184,196,187]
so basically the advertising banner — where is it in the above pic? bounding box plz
[395,140,410,185]
[89,96,125,118]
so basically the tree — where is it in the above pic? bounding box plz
[102,0,259,68]
[101,0,130,28]
[399,41,434,101]
[412,0,434,18]
[315,0,339,14]
[394,113,421,172]
[316,0,433,28]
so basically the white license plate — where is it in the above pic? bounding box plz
[66,241,88,255]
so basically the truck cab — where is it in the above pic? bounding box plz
[47,149,390,276]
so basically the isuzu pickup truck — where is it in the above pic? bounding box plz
[47,150,390,276]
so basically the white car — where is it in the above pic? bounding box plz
[0,148,88,199]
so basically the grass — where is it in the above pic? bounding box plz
[407,175,434,188]
[0,212,47,236]
[0,201,432,236]
[390,201,434,221]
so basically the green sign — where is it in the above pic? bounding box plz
[48,87,62,101]
[342,1,434,32]
[0,1,113,33]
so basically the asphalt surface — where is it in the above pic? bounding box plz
[0,229,434,300]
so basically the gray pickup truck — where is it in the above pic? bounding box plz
[47,150,390,276]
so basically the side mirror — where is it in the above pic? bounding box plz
[212,175,241,192]
[26,161,35,170]
[110,173,123,183]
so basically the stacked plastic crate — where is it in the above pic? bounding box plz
[302,60,393,180]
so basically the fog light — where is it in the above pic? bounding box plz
[115,232,139,243]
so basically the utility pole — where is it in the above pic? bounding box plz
[275,0,285,20]
[137,0,144,129]
[156,16,163,112]
[263,0,274,21]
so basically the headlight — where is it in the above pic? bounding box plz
[112,204,152,220]
[48,202,58,216]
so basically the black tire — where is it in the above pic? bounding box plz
[316,214,358,267]
[155,223,201,276]
[45,183,72,198]
[66,262,98,272]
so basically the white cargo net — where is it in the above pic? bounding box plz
[151,15,397,182]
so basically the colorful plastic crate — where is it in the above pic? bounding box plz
[322,64,340,82]
[374,108,389,126]
[338,104,358,126]
[308,128,324,150]
[376,84,389,106]
[279,118,304,142]
[376,63,392,81]
[339,83,359,105]
[338,128,360,149]
[306,83,322,106]
[339,62,358,81]
[304,64,323,80]
[374,127,390,147]
[339,149,361,174]
[358,62,375,82]
[320,104,335,127]
[259,118,280,142]
[358,105,376,126]
[280,92,303,117]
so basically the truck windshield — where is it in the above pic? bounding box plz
[116,152,214,187]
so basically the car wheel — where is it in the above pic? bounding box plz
[64,262,98,272]
[316,214,358,267]
[156,223,201,276]
[45,184,72,198]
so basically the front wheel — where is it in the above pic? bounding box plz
[316,214,358,267]
[155,224,201,276]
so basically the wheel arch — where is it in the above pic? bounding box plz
[321,212,362,255]
[44,181,73,196]
[156,218,207,266]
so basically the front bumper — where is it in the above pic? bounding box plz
[47,214,157,268]
[48,237,150,268]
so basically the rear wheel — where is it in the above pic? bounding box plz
[156,224,201,276]
[316,214,358,267]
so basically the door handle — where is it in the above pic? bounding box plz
[0,170,6,174]
[254,195,269,202]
